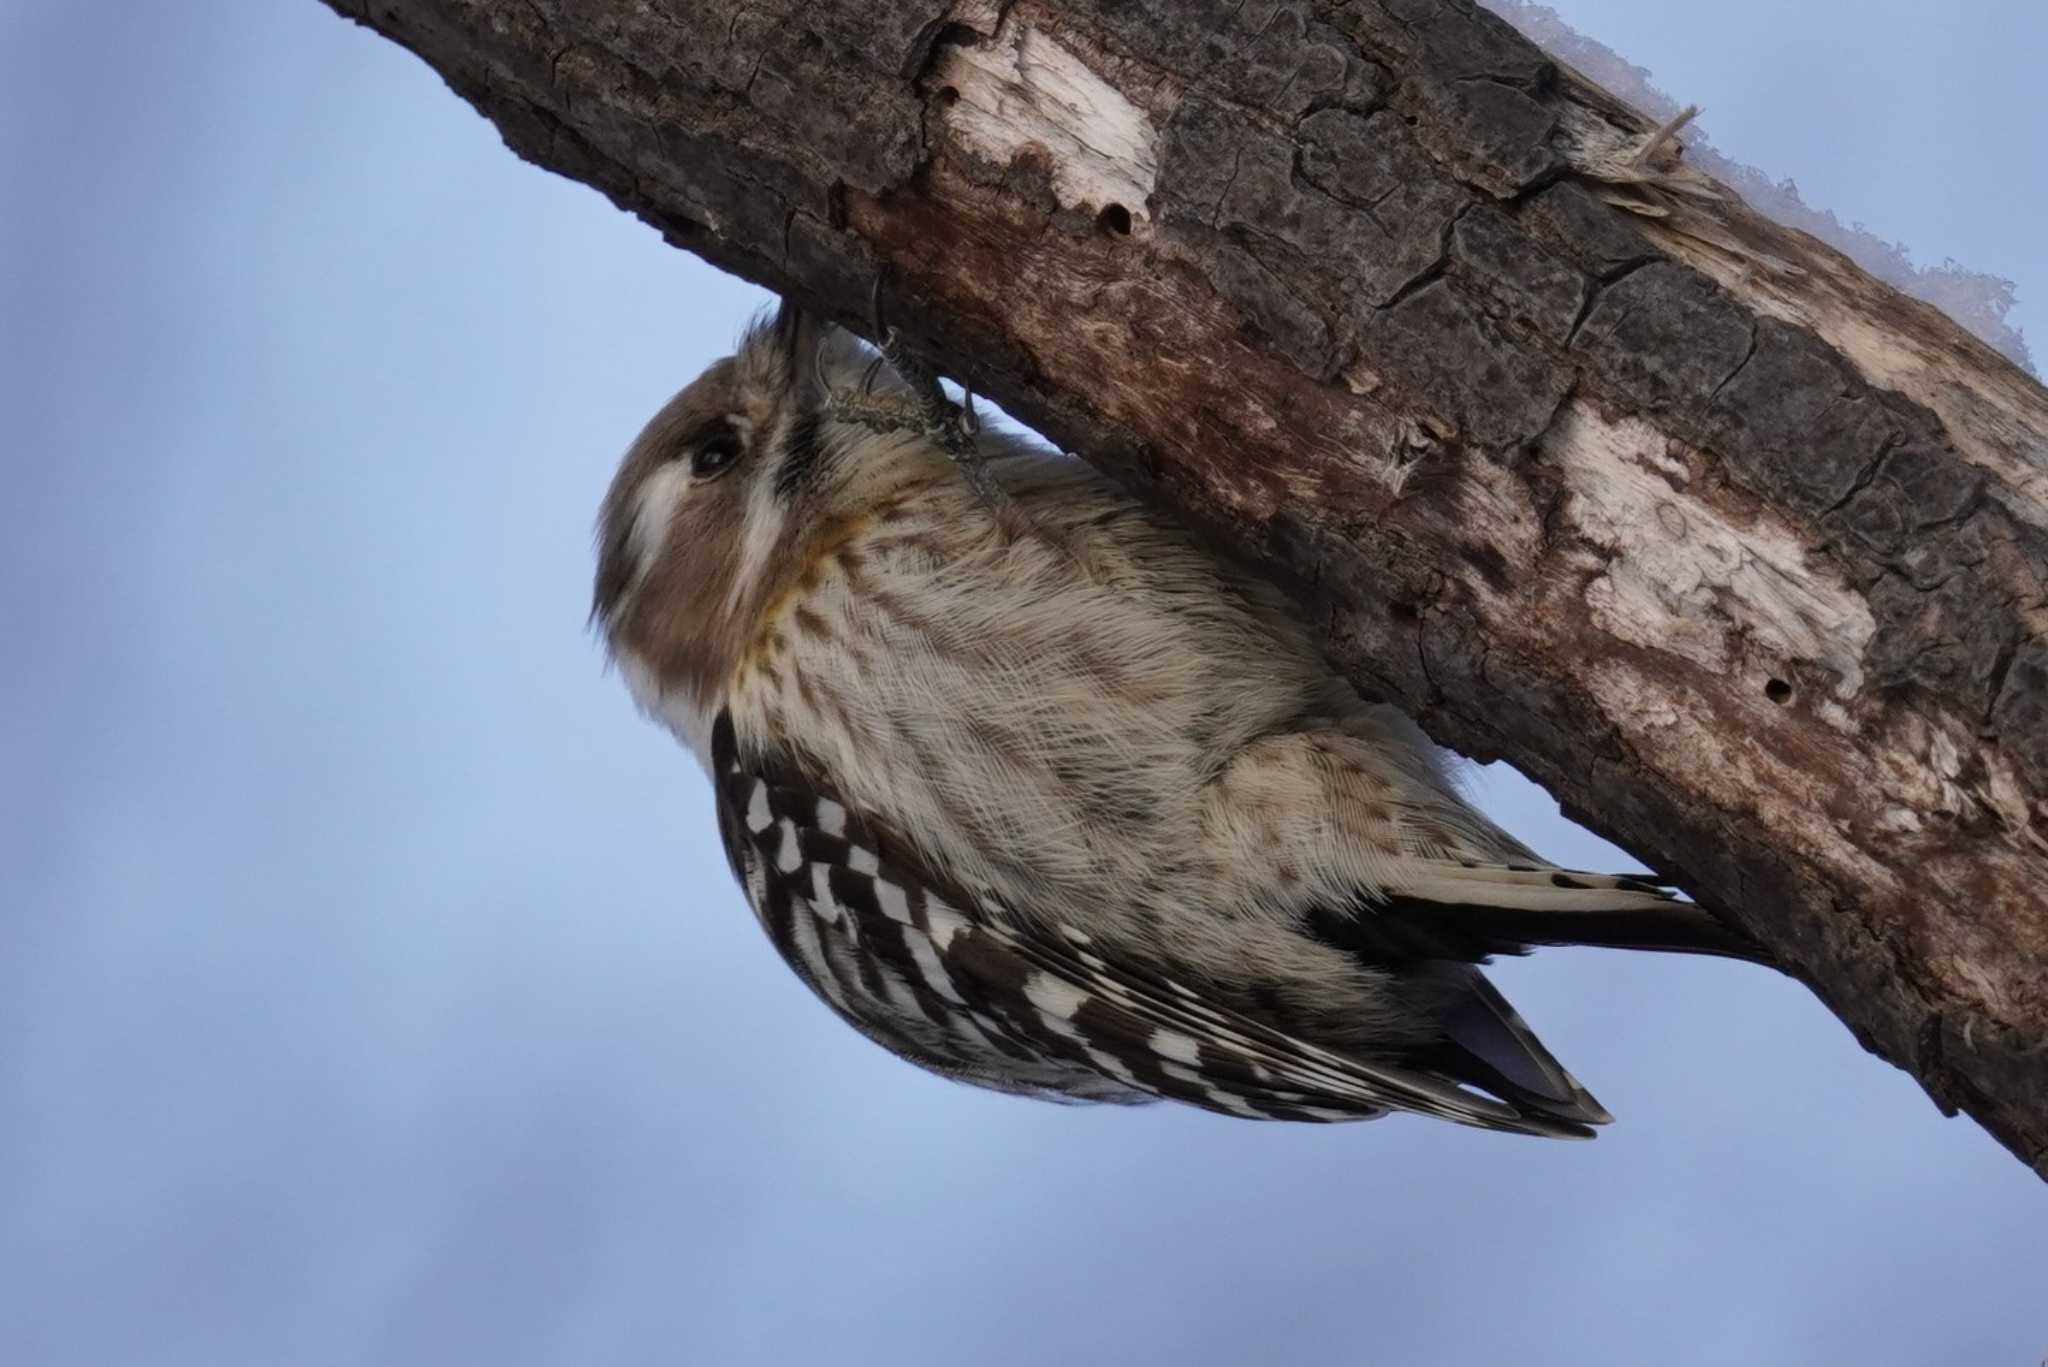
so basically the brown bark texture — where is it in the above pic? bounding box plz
[320,0,2048,1174]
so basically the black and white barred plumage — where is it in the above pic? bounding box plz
[596,303,1772,1140]
[708,709,1762,1138]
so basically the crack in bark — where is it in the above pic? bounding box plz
[1375,199,1476,311]
[1704,322,1759,410]
[1209,144,1249,229]
[1981,627,2024,728]
[1562,255,1652,348]
[1816,433,1899,520]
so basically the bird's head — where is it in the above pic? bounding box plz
[591,300,904,707]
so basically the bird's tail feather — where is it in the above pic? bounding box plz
[1387,862,1776,968]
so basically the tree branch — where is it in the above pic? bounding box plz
[321,0,2048,1175]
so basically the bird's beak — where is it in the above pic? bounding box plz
[771,297,819,372]
[771,296,833,410]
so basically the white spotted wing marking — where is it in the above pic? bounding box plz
[873,878,914,925]
[1023,973,1089,1036]
[745,781,772,835]
[1148,1028,1202,1067]
[773,820,802,874]
[968,914,1567,1130]
[711,712,1117,1099]
[815,799,847,837]
[904,929,967,1005]
[708,710,1574,1133]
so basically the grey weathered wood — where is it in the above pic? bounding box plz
[319,0,2048,1174]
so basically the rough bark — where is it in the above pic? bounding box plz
[319,0,2048,1174]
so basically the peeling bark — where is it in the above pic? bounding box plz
[320,0,2048,1175]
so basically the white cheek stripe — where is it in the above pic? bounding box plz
[627,463,690,591]
[731,457,786,617]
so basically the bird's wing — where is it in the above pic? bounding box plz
[709,710,1602,1138]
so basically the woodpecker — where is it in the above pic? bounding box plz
[593,300,1769,1138]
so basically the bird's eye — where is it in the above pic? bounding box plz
[691,426,743,479]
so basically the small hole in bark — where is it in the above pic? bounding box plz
[1389,602,1419,623]
[1097,203,1132,236]
[1765,678,1793,704]
[936,85,960,107]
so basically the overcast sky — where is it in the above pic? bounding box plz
[3,3,2043,1364]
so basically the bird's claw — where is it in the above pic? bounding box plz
[819,274,1027,524]
[844,273,979,463]
[857,353,888,399]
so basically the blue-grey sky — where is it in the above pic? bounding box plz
[3,4,2042,1365]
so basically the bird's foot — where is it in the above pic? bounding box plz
[824,277,1010,513]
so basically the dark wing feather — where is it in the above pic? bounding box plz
[708,710,1603,1138]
